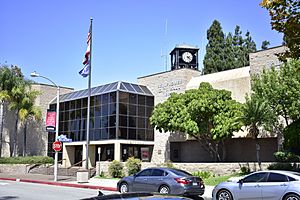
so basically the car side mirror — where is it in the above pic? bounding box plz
[238,179,244,184]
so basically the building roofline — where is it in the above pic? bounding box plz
[137,68,200,79]
[32,82,74,90]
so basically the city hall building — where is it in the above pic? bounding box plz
[0,45,285,168]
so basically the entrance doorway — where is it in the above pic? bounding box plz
[74,146,83,165]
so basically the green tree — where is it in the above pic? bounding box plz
[19,89,42,156]
[203,20,226,74]
[0,65,25,157]
[232,25,245,68]
[243,30,257,65]
[150,82,243,161]
[251,59,300,149]
[261,40,270,50]
[238,96,276,169]
[260,0,300,59]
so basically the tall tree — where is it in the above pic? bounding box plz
[19,89,42,156]
[0,65,24,157]
[238,95,276,169]
[232,25,245,68]
[260,0,300,59]
[261,40,270,50]
[203,20,226,74]
[243,30,257,65]
[251,59,300,149]
[150,82,243,161]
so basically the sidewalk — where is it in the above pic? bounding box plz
[0,173,213,199]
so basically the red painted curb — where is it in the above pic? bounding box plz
[0,177,117,191]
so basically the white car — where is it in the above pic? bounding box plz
[212,170,300,200]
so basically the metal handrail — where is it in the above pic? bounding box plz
[67,159,86,169]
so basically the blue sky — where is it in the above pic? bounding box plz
[0,0,283,91]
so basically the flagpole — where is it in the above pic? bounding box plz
[85,17,93,170]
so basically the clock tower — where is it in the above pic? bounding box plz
[170,44,199,71]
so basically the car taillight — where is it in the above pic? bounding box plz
[175,178,189,185]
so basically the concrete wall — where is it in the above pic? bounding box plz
[249,46,286,75]
[0,83,73,157]
[96,161,274,177]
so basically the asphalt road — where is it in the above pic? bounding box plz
[0,180,117,200]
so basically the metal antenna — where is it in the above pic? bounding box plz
[161,19,168,71]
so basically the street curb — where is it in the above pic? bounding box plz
[0,177,117,191]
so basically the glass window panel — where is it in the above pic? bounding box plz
[95,117,101,129]
[129,93,137,104]
[74,131,80,141]
[146,96,154,106]
[60,112,64,122]
[109,103,117,115]
[81,119,86,130]
[94,129,101,140]
[146,119,153,129]
[90,107,95,118]
[82,98,88,108]
[64,101,70,110]
[138,106,145,117]
[101,116,109,128]
[76,109,81,119]
[140,85,152,95]
[64,111,70,121]
[132,84,143,93]
[129,105,137,116]
[146,106,153,117]
[82,108,87,118]
[76,99,82,109]
[138,118,146,128]
[102,93,109,104]
[90,118,95,129]
[146,129,154,141]
[59,122,64,132]
[119,115,127,127]
[95,106,101,117]
[137,129,146,140]
[104,83,115,92]
[119,103,128,115]
[70,110,75,120]
[109,128,116,139]
[59,103,64,110]
[123,82,135,92]
[120,83,127,91]
[110,82,118,90]
[70,101,76,110]
[101,128,109,139]
[95,96,101,106]
[118,128,127,139]
[110,92,116,103]
[89,130,94,141]
[128,128,136,139]
[70,120,76,131]
[138,95,146,105]
[64,121,69,131]
[119,92,129,103]
[109,115,116,127]
[81,130,86,141]
[76,119,81,130]
[128,116,137,127]
[102,104,109,116]
[90,96,95,107]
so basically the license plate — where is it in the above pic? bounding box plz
[193,182,198,186]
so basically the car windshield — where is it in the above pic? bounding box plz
[169,169,192,176]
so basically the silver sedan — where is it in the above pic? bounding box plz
[212,170,300,200]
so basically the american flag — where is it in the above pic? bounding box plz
[79,25,91,77]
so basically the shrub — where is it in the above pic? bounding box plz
[108,160,124,178]
[239,163,251,175]
[163,160,174,168]
[192,171,213,179]
[125,157,141,176]
[274,151,300,162]
[0,156,53,164]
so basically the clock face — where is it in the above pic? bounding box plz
[182,52,193,63]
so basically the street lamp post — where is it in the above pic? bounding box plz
[30,71,60,182]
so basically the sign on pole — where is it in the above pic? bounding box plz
[52,141,62,152]
[46,109,56,132]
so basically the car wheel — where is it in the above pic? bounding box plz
[119,182,129,193]
[284,194,300,200]
[217,189,233,200]
[159,185,170,194]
